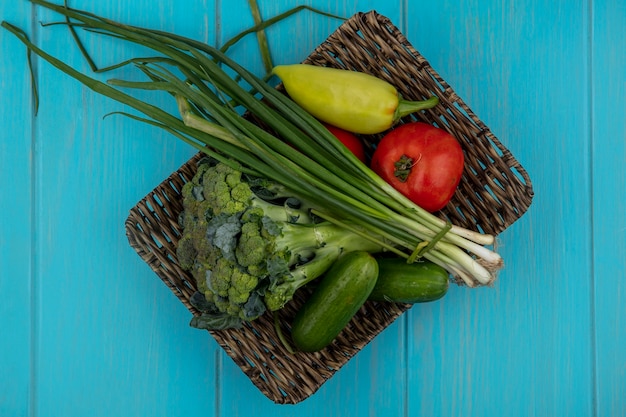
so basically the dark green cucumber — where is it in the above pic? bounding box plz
[291,251,379,352]
[368,258,449,303]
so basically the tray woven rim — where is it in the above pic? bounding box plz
[125,10,533,405]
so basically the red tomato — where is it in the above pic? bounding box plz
[370,122,464,212]
[324,124,367,163]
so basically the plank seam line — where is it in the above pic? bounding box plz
[587,0,598,416]
[215,349,222,417]
[400,0,408,38]
[214,2,223,414]
[401,1,409,413]
[28,3,39,417]
[215,0,223,53]
[404,314,409,417]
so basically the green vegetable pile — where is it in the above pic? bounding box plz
[178,157,383,329]
[3,1,505,337]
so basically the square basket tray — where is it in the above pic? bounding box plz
[125,11,533,404]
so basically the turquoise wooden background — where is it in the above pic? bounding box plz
[1,1,624,416]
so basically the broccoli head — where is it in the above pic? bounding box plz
[177,157,385,330]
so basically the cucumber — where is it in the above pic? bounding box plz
[368,257,449,303]
[290,251,379,352]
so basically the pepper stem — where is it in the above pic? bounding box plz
[394,95,439,121]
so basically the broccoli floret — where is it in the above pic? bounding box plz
[177,158,386,330]
[236,220,267,268]
[208,258,233,297]
[263,245,342,311]
[176,233,198,271]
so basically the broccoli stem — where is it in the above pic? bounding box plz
[264,222,385,311]
[276,221,384,266]
[250,195,313,224]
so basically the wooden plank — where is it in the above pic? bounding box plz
[405,1,594,415]
[25,2,219,416]
[0,3,35,416]
[592,1,626,415]
[212,2,416,413]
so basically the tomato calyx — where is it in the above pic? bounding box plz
[393,154,420,182]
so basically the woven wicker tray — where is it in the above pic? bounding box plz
[125,11,533,404]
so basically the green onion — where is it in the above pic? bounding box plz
[2,0,503,286]
[246,0,273,74]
